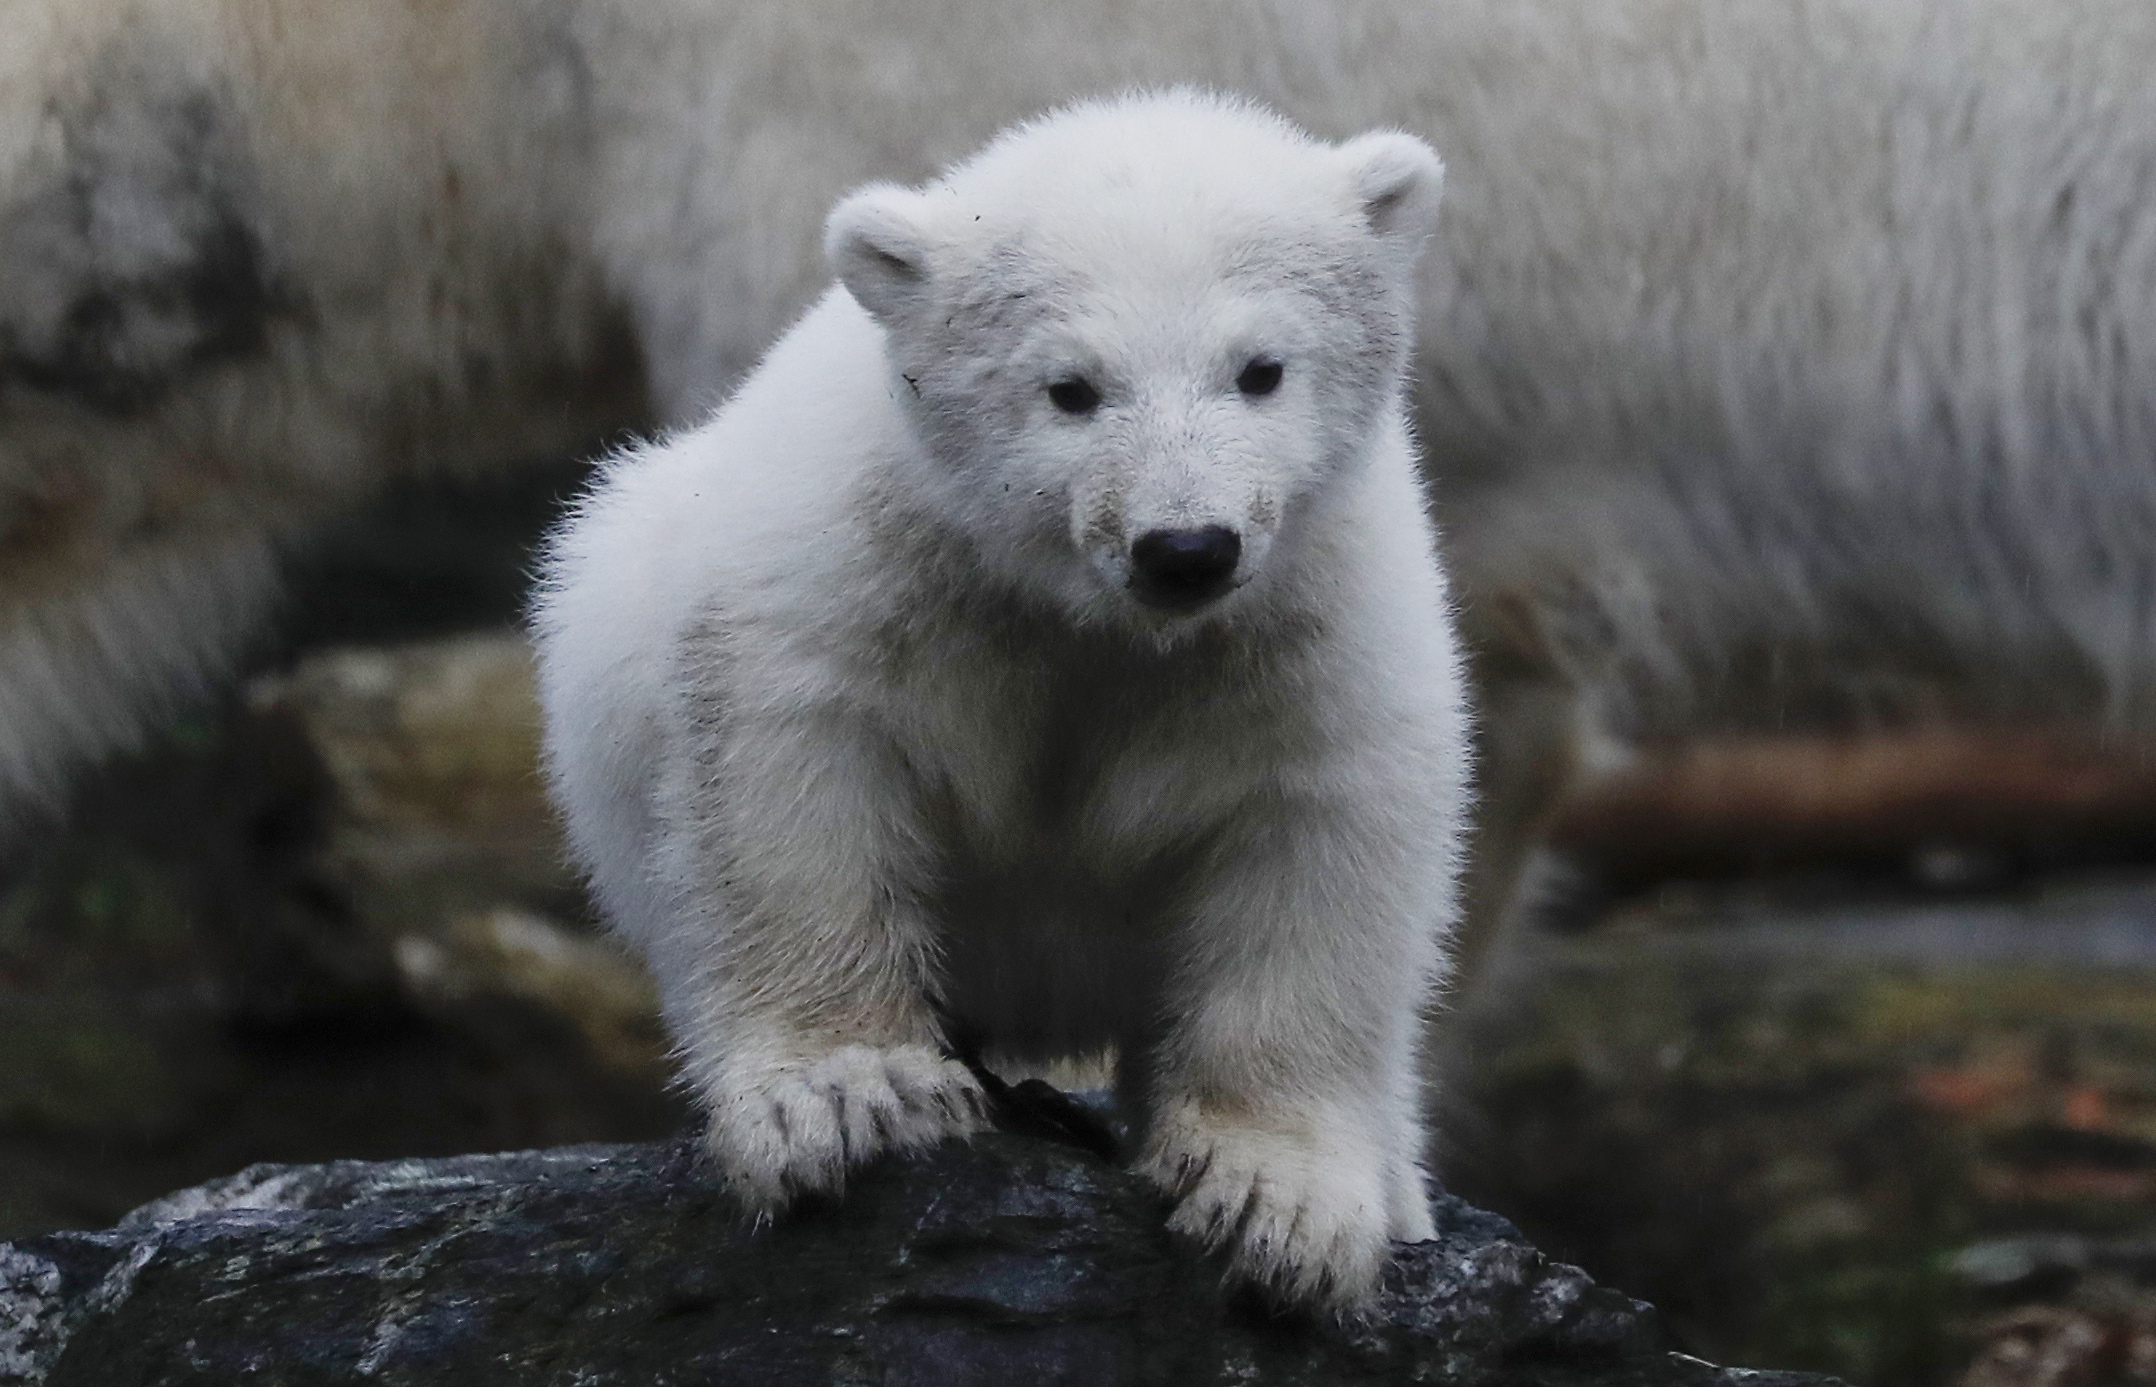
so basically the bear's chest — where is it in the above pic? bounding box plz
[886,656,1245,1059]
[890,637,1278,876]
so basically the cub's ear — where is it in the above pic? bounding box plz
[825,183,939,326]
[1335,130,1445,246]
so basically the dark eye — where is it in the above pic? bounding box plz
[1047,377,1102,414]
[1236,357,1283,397]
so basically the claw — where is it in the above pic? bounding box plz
[706,1044,987,1219]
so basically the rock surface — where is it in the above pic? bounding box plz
[0,1118,1840,1387]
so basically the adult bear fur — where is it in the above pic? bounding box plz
[5,0,2154,923]
[0,0,641,821]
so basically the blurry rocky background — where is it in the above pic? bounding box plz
[8,464,2156,1387]
[0,462,686,1247]
[1449,732,2156,1386]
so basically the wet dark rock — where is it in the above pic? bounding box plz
[0,1122,1840,1387]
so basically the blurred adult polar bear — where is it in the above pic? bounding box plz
[0,0,639,822]
[6,0,2156,946]
[537,92,1465,1308]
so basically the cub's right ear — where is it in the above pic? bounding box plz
[825,184,939,326]
[1335,130,1445,249]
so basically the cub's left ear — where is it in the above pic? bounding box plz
[1335,130,1445,246]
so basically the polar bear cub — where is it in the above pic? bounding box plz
[535,90,1469,1308]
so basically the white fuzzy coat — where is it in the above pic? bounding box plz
[534,93,1469,1308]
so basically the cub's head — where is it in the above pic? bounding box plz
[824,91,1442,630]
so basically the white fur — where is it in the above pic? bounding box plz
[534,92,1469,1309]
[10,0,2156,961]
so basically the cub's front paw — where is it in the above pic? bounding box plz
[1137,1102,1425,1311]
[709,1044,988,1213]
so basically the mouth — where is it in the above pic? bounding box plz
[1127,572,1238,613]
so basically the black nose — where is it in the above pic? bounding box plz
[1129,526,1242,610]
